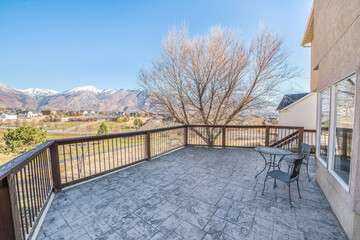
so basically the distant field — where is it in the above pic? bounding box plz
[0,129,85,166]
[0,117,149,166]
[79,121,136,132]
[43,121,80,130]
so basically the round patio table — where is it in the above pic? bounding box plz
[254,146,292,187]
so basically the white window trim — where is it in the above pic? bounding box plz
[329,169,350,192]
[316,88,329,167]
[328,84,339,186]
[327,73,356,191]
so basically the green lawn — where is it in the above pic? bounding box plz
[44,121,80,130]
[79,121,136,132]
[0,117,150,167]
[0,129,84,166]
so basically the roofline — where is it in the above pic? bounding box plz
[301,3,314,47]
[277,92,315,112]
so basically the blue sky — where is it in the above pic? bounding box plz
[0,0,313,93]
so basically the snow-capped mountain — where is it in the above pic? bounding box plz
[63,85,103,95]
[0,82,152,112]
[0,82,20,93]
[0,83,38,109]
[63,86,132,95]
[18,88,59,98]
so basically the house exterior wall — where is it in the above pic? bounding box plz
[308,0,360,239]
[278,93,317,129]
[0,114,17,122]
[311,0,360,91]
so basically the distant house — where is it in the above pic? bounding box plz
[0,113,17,122]
[18,110,41,118]
[276,92,317,129]
[19,110,34,118]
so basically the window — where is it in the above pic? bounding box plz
[319,88,330,163]
[331,75,356,185]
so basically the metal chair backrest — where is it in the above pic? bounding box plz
[299,143,313,162]
[290,157,304,179]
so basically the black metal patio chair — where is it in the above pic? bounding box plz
[262,155,305,207]
[282,143,313,181]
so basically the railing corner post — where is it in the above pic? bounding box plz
[265,126,270,146]
[50,142,62,191]
[146,131,151,161]
[298,127,304,153]
[222,126,226,148]
[0,175,21,240]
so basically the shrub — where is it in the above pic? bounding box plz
[97,123,109,135]
[1,126,47,154]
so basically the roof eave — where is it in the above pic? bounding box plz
[301,4,314,48]
[278,92,315,111]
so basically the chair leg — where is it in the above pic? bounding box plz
[288,183,293,207]
[306,163,310,182]
[297,179,302,199]
[255,164,267,179]
[262,176,269,195]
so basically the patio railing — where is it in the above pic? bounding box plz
[0,124,315,240]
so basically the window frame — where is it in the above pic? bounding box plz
[316,87,330,167]
[327,73,356,191]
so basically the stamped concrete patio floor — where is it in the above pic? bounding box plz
[37,147,347,240]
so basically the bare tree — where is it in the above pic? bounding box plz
[139,24,299,145]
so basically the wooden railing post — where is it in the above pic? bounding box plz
[298,127,304,153]
[0,175,22,240]
[222,126,226,148]
[146,131,151,160]
[184,126,188,146]
[50,143,61,190]
[265,126,270,146]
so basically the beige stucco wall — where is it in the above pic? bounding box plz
[278,93,317,129]
[311,0,360,90]
[315,160,360,239]
[309,0,360,239]
[310,39,318,91]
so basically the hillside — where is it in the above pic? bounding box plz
[0,83,152,112]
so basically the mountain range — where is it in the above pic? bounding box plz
[0,82,152,112]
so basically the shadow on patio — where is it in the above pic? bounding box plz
[37,147,347,240]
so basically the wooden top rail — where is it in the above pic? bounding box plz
[304,129,316,133]
[188,125,310,130]
[0,140,55,181]
[271,130,299,148]
[187,125,267,128]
